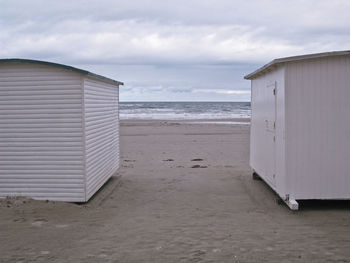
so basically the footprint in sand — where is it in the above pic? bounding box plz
[191,165,208,168]
[191,158,204,161]
[13,217,26,223]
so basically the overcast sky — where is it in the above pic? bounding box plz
[1,0,349,101]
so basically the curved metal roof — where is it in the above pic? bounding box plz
[244,50,350,80]
[0,58,123,86]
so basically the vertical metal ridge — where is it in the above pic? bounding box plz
[81,76,88,202]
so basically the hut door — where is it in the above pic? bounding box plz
[265,81,276,186]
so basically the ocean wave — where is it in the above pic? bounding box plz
[119,102,251,120]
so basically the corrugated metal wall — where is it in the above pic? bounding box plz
[84,77,119,200]
[285,56,350,199]
[0,63,85,201]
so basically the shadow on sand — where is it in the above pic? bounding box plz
[298,199,350,211]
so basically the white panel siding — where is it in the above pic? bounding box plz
[84,78,119,200]
[274,68,287,198]
[250,67,286,193]
[285,56,350,199]
[0,63,85,201]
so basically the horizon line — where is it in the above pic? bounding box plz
[119,100,251,103]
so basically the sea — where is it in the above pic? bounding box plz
[119,102,251,120]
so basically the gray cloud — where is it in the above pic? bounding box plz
[1,0,349,101]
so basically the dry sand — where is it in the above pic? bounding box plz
[0,119,350,262]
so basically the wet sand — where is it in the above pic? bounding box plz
[0,119,350,262]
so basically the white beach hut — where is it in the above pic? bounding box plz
[0,59,123,202]
[245,51,350,210]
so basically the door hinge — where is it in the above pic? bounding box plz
[273,122,276,129]
[273,88,276,95]
[273,136,276,142]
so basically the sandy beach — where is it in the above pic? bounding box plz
[0,119,350,262]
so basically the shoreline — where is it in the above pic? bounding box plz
[120,117,250,124]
